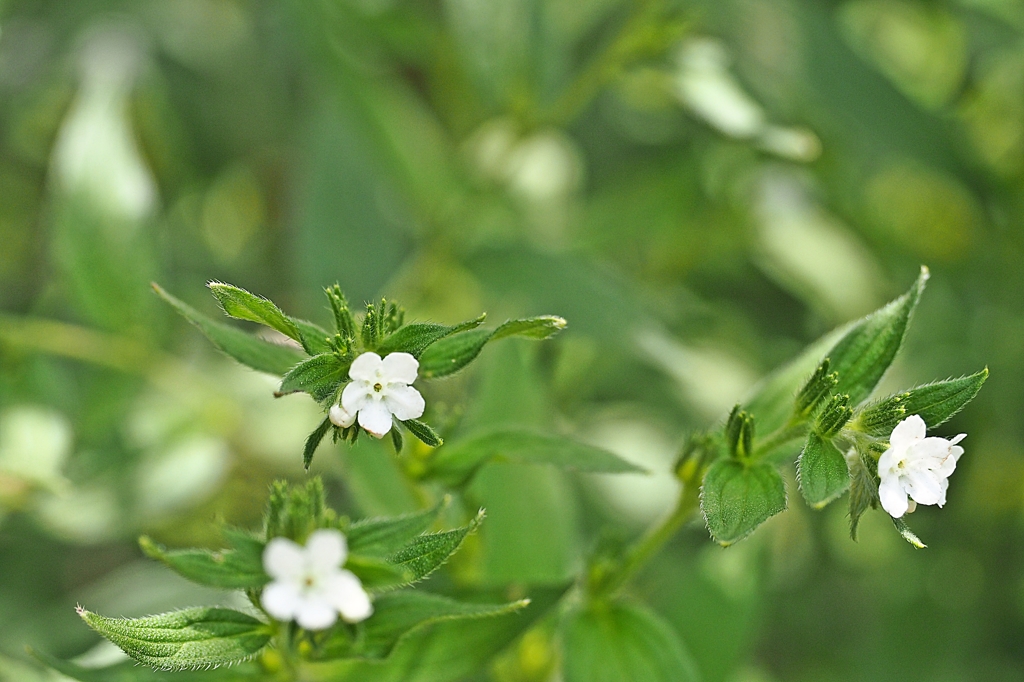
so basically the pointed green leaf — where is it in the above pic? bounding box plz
[208,282,301,341]
[315,591,530,661]
[385,511,483,582]
[402,418,443,447]
[563,602,700,682]
[291,318,334,355]
[825,267,928,405]
[701,459,787,546]
[419,316,567,379]
[375,316,486,357]
[304,416,334,469]
[426,429,645,487]
[77,607,271,671]
[347,498,448,557]
[854,368,989,436]
[31,648,261,681]
[848,450,880,540]
[892,515,926,548]
[278,353,348,401]
[139,530,268,590]
[797,432,850,508]
[345,555,415,592]
[153,283,303,375]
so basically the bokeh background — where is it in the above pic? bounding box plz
[0,0,1021,680]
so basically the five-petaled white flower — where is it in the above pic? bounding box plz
[261,529,372,630]
[877,414,966,519]
[329,352,425,438]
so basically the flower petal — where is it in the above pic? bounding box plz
[357,400,393,438]
[263,537,305,580]
[381,352,419,384]
[890,415,926,451]
[295,597,338,631]
[306,529,347,575]
[383,384,425,421]
[878,477,909,518]
[329,404,356,428]
[877,446,898,477]
[261,580,302,621]
[349,352,383,382]
[341,380,372,414]
[905,469,944,506]
[935,444,964,477]
[325,570,374,623]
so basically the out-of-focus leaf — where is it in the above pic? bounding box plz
[208,281,300,342]
[427,429,645,487]
[384,511,483,583]
[278,353,347,401]
[854,369,988,436]
[797,432,849,508]
[347,498,448,557]
[315,591,530,661]
[701,459,787,546]
[345,555,415,592]
[418,316,567,378]
[563,602,700,682]
[402,419,444,447]
[139,529,268,590]
[77,607,272,671]
[153,283,303,375]
[31,649,261,681]
[375,316,485,357]
[304,416,334,469]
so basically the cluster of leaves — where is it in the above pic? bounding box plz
[153,282,568,465]
[698,267,988,547]
[52,479,529,678]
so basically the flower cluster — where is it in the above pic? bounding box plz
[878,415,966,519]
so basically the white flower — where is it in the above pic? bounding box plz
[337,352,425,438]
[261,529,372,630]
[877,415,966,519]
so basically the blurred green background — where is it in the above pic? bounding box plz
[0,0,1021,680]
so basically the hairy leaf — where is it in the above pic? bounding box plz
[347,498,449,557]
[855,369,989,436]
[208,282,301,341]
[139,530,267,590]
[563,602,700,682]
[278,353,348,401]
[701,459,787,546]
[31,649,261,681]
[401,418,444,447]
[427,429,645,487]
[892,515,926,548]
[77,607,271,671]
[419,316,566,378]
[848,451,880,540]
[797,432,850,509]
[153,284,303,375]
[345,555,415,592]
[385,511,483,582]
[375,316,485,357]
[304,416,334,469]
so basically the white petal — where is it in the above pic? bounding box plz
[381,352,419,384]
[349,352,383,382]
[890,415,926,451]
[383,384,425,421]
[935,444,964,478]
[341,380,372,414]
[357,400,393,438]
[329,404,355,428]
[306,529,347,575]
[263,537,305,580]
[949,433,967,446]
[261,581,302,621]
[325,570,374,623]
[905,470,943,506]
[877,447,898,477]
[878,477,909,518]
[295,598,338,631]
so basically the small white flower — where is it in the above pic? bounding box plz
[261,529,372,630]
[877,415,966,519]
[339,352,425,438]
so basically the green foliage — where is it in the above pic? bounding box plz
[76,607,272,671]
[208,281,302,344]
[854,369,989,436]
[153,283,304,375]
[376,316,486,357]
[701,459,787,546]
[794,359,840,417]
[278,353,348,401]
[139,528,268,590]
[563,602,700,682]
[427,428,645,487]
[303,416,334,469]
[401,418,444,447]
[814,393,853,437]
[31,649,260,681]
[847,451,881,540]
[797,432,850,509]
[419,316,567,378]
[347,498,448,556]
[385,510,484,583]
[724,406,755,459]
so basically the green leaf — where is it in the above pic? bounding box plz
[824,267,928,405]
[316,591,530,661]
[854,368,989,436]
[153,283,304,375]
[563,602,700,682]
[892,515,926,548]
[208,281,301,341]
[419,316,567,379]
[426,428,645,487]
[701,459,787,546]
[291,318,335,355]
[402,418,443,447]
[304,416,334,469]
[385,511,483,582]
[847,450,880,540]
[278,353,348,401]
[31,648,261,681]
[375,316,486,357]
[347,498,448,557]
[345,555,415,592]
[77,607,272,672]
[139,529,268,590]
[797,432,850,509]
